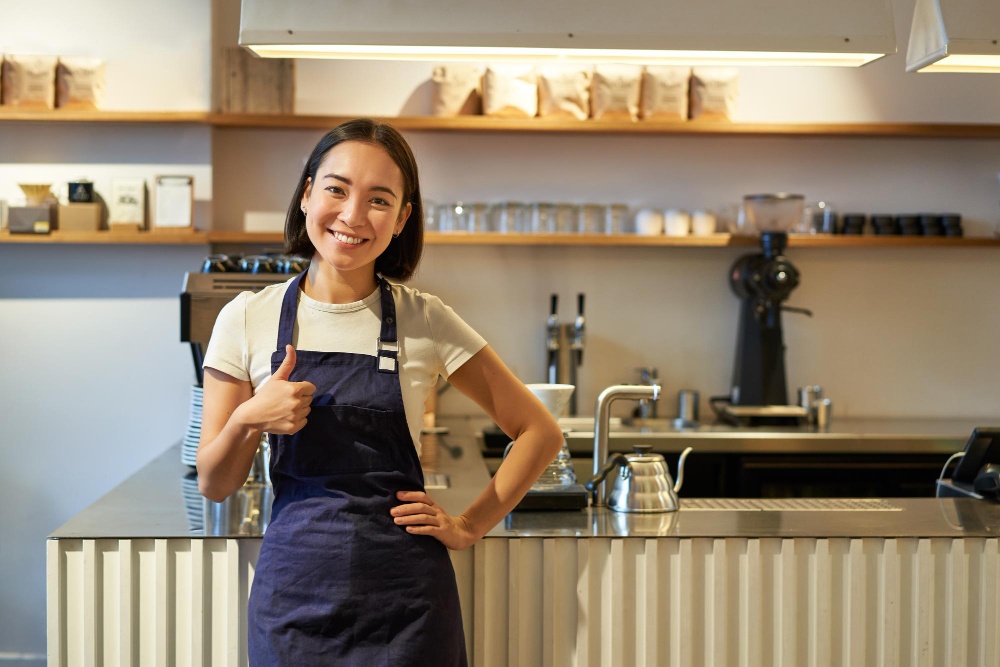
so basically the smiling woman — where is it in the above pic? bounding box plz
[194,118,565,666]
[284,119,424,297]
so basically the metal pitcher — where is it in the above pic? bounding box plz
[586,444,693,513]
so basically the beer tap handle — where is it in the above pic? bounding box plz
[546,294,560,350]
[573,293,586,363]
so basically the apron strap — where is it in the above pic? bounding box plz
[376,277,399,375]
[275,271,307,351]
[275,273,400,376]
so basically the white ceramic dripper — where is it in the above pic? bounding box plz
[525,383,575,419]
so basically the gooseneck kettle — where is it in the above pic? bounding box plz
[586,445,693,513]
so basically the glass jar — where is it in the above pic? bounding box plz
[553,203,578,234]
[492,201,529,233]
[604,203,629,234]
[530,202,556,233]
[577,204,604,234]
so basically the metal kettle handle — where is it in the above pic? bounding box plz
[585,453,628,503]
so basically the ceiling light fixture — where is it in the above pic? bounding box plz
[907,0,1000,72]
[240,0,896,68]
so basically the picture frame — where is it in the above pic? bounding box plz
[153,175,194,231]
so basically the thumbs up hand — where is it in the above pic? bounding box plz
[242,345,315,435]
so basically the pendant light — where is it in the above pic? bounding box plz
[906,0,1000,72]
[240,0,896,68]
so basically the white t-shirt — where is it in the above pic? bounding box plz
[203,277,487,452]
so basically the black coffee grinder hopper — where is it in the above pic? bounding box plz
[716,195,814,426]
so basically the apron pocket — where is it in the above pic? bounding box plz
[277,404,400,476]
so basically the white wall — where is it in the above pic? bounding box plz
[2,0,1000,663]
[0,1,211,662]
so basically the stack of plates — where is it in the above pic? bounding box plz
[181,473,205,534]
[181,385,203,467]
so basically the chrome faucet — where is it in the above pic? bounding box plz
[592,384,660,506]
[634,367,659,419]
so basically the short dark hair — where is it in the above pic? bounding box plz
[284,118,424,280]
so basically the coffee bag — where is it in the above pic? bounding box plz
[641,66,690,121]
[2,55,57,109]
[431,64,482,116]
[483,65,537,118]
[591,64,642,121]
[537,65,591,120]
[689,68,739,120]
[57,57,106,110]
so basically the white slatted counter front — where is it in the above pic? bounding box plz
[48,534,1000,667]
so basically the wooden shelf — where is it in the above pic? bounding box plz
[203,231,1000,248]
[208,231,284,244]
[0,229,209,244]
[208,114,1000,138]
[2,110,1000,138]
[0,110,209,124]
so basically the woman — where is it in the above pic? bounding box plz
[196,118,564,666]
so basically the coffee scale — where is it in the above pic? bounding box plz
[714,194,814,427]
[507,384,589,510]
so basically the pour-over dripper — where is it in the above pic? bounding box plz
[524,383,577,488]
[525,383,575,419]
[18,183,53,206]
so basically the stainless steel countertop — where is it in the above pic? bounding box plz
[49,426,1000,540]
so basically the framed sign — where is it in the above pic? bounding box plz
[153,175,194,231]
[109,178,147,231]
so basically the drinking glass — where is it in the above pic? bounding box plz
[423,200,439,232]
[530,202,556,233]
[577,204,604,234]
[464,202,491,233]
[802,201,838,234]
[553,204,578,234]
[604,203,630,234]
[492,201,529,233]
[435,203,459,232]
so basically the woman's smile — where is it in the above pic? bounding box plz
[329,229,367,246]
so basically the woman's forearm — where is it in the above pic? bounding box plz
[459,419,564,539]
[197,402,262,502]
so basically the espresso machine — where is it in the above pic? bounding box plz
[717,194,813,426]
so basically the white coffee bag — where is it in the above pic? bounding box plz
[537,65,592,120]
[641,66,690,121]
[483,65,537,118]
[689,68,739,120]
[591,64,642,121]
[57,57,107,110]
[2,55,57,109]
[431,64,482,116]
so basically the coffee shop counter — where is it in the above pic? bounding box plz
[48,431,1000,667]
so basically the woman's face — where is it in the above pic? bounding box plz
[301,140,411,279]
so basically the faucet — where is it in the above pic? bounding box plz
[634,367,659,419]
[592,383,660,506]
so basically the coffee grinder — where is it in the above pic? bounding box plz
[719,194,813,426]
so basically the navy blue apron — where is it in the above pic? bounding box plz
[248,273,467,666]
